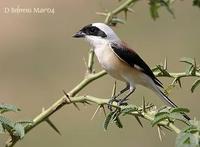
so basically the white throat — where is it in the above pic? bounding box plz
[85,36,109,49]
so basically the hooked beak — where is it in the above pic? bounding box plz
[72,31,85,38]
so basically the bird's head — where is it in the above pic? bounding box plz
[73,23,120,48]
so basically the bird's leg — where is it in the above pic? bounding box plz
[118,87,135,106]
[108,84,130,110]
[113,84,130,99]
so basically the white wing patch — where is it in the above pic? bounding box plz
[110,43,144,72]
[134,64,143,71]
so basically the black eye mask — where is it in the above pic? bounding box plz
[81,24,107,38]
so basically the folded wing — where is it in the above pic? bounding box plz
[111,42,163,88]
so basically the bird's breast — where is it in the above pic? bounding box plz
[94,45,117,69]
[94,45,130,81]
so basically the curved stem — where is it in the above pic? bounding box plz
[5,70,106,147]
[154,71,200,78]
[68,70,107,97]
[6,68,200,146]
[87,49,95,74]
[104,0,138,24]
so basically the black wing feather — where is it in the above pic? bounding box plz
[111,43,163,88]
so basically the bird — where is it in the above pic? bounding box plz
[73,22,190,120]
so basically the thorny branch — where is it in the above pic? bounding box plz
[5,0,200,147]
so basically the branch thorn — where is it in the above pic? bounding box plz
[91,105,101,120]
[63,90,80,111]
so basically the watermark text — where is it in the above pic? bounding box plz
[3,5,55,15]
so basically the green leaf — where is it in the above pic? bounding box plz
[189,132,199,147]
[149,0,175,20]
[160,0,175,18]
[180,57,197,75]
[176,132,200,147]
[176,122,200,147]
[158,106,169,112]
[16,120,33,125]
[111,110,120,121]
[0,122,5,133]
[182,125,194,133]
[189,120,200,131]
[0,116,15,132]
[152,112,169,127]
[155,111,169,117]
[169,112,187,122]
[176,132,191,147]
[191,79,200,93]
[186,65,194,75]
[121,106,137,116]
[193,0,200,8]
[16,120,32,129]
[114,117,123,128]
[156,65,171,76]
[0,104,20,114]
[151,66,160,72]
[169,108,190,123]
[0,116,27,139]
[152,115,169,127]
[149,1,160,20]
[13,123,25,139]
[180,57,195,65]
[170,108,190,114]
[104,111,115,130]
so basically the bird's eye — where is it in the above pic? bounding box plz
[89,27,97,33]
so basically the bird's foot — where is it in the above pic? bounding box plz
[108,96,119,111]
[108,97,129,111]
[117,97,129,106]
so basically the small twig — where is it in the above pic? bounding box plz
[87,49,95,74]
[111,81,117,97]
[104,0,138,24]
[154,71,200,78]
[67,70,107,97]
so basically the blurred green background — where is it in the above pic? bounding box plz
[0,0,199,147]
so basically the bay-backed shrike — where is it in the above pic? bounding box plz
[73,23,190,119]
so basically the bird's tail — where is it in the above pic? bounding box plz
[157,89,177,108]
[150,83,190,120]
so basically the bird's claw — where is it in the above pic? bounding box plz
[108,96,119,111]
[108,97,128,111]
[117,98,128,106]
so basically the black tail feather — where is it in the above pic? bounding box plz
[159,90,190,120]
